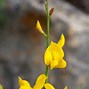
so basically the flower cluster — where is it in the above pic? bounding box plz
[18,21,67,89]
[36,20,67,70]
[18,74,54,89]
[18,0,67,89]
[18,74,67,89]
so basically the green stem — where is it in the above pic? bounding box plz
[45,0,50,83]
[46,0,50,47]
[45,66,49,83]
[45,65,49,77]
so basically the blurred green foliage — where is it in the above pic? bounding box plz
[0,0,7,28]
[0,11,7,28]
[0,0,5,8]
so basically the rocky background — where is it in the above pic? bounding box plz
[0,0,89,89]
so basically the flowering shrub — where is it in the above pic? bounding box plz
[18,0,67,89]
[0,0,67,89]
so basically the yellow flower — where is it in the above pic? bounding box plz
[18,74,55,89]
[64,86,67,89]
[36,20,47,36]
[0,84,3,89]
[58,33,65,48]
[44,34,67,70]
[18,77,31,88]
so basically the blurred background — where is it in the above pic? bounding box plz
[0,0,89,89]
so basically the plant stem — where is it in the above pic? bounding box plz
[46,0,50,47]
[45,0,50,83]
[45,65,49,77]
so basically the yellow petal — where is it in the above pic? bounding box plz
[18,77,23,86]
[33,74,47,89]
[55,59,67,68]
[36,20,47,36]
[50,42,64,60]
[19,86,32,89]
[44,45,52,65]
[18,77,31,87]
[44,83,55,89]
[58,34,65,48]
[0,84,3,89]
[64,86,67,89]
[50,61,58,70]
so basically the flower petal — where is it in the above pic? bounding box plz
[44,83,55,89]
[50,61,58,70]
[19,86,32,89]
[18,77,31,87]
[36,20,46,36]
[33,74,47,89]
[0,84,3,89]
[58,34,65,48]
[55,59,67,68]
[64,86,67,89]
[44,45,52,65]
[18,77,23,86]
[50,42,64,60]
